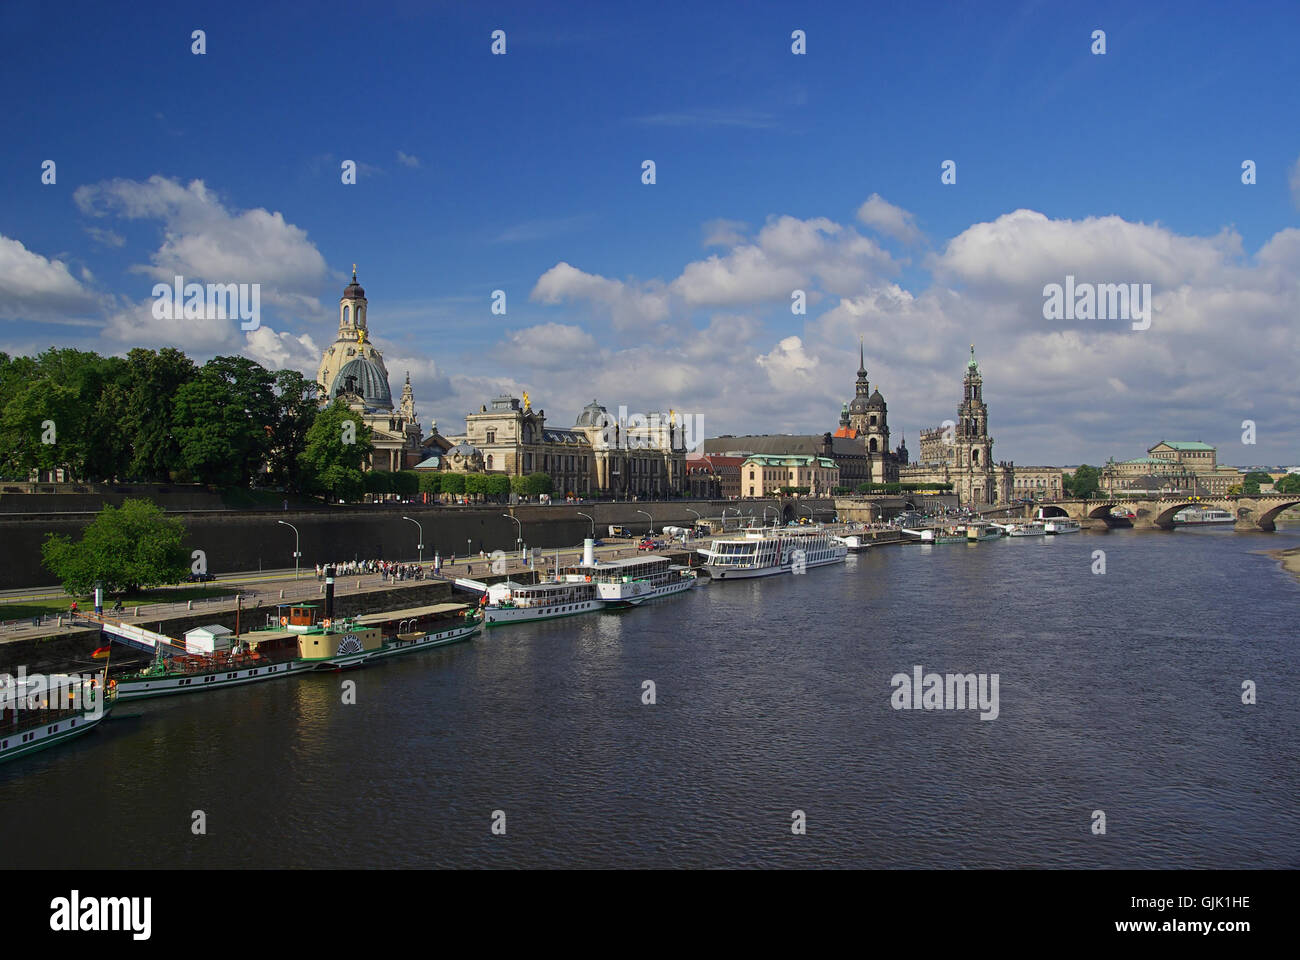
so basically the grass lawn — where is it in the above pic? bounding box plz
[0,585,235,621]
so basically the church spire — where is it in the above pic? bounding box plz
[858,336,867,377]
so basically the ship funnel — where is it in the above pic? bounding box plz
[324,565,335,621]
[583,538,595,565]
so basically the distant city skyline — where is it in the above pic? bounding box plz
[3,0,1298,465]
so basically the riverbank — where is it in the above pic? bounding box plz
[1266,544,1300,585]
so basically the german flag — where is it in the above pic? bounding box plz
[91,646,111,660]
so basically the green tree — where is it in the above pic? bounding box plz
[173,356,277,486]
[1064,464,1102,498]
[0,348,127,481]
[1275,473,1300,494]
[525,472,553,496]
[417,471,442,496]
[117,348,198,482]
[486,474,511,500]
[440,472,466,495]
[464,473,489,500]
[391,470,419,497]
[267,370,319,493]
[1241,471,1272,495]
[509,475,528,495]
[41,498,189,595]
[299,400,373,503]
[364,471,393,499]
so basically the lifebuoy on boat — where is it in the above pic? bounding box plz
[107,679,117,690]
[322,618,332,628]
[280,616,289,626]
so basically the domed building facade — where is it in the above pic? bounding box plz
[315,268,423,471]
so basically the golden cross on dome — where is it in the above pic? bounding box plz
[352,263,357,280]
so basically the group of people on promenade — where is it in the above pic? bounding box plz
[315,560,428,582]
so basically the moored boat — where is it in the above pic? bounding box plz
[481,578,603,626]
[561,553,696,607]
[1043,518,1082,534]
[1,670,114,764]
[699,528,847,580]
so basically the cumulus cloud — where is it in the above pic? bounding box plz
[531,261,671,332]
[0,235,101,320]
[857,193,923,245]
[702,218,748,247]
[74,176,329,304]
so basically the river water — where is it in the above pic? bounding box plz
[3,525,1297,869]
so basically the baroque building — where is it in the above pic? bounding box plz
[701,341,907,491]
[1100,441,1239,496]
[314,268,424,471]
[437,394,687,498]
[900,345,1013,505]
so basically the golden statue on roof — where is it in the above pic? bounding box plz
[522,390,531,411]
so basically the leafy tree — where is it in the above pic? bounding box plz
[525,472,553,495]
[440,472,466,495]
[41,498,189,595]
[0,348,126,481]
[509,475,528,495]
[417,472,442,496]
[391,470,420,497]
[464,473,489,499]
[486,474,511,500]
[364,471,393,498]
[1241,471,1273,495]
[116,348,198,482]
[267,370,319,493]
[1064,464,1101,498]
[299,400,373,502]
[173,356,277,486]
[1276,473,1300,494]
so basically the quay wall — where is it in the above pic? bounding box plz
[0,580,455,675]
[0,498,836,590]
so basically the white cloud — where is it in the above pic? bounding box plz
[857,193,923,245]
[531,261,670,332]
[396,151,421,168]
[0,235,101,319]
[74,176,329,302]
[702,218,748,247]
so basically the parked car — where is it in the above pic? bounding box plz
[186,572,215,583]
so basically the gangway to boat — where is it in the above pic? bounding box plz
[82,612,187,657]
[452,578,489,594]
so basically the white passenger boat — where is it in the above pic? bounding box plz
[481,578,603,626]
[699,529,847,580]
[1173,507,1234,525]
[1005,521,1047,537]
[562,554,696,607]
[1043,518,1082,534]
[1,671,114,764]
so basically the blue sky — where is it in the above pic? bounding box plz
[3,0,1298,465]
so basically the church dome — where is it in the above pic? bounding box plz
[868,389,886,407]
[574,399,609,427]
[342,266,365,300]
[847,395,872,415]
[332,355,392,409]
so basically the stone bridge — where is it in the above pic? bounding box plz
[1033,496,1300,531]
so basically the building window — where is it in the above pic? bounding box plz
[486,430,495,444]
[486,455,494,470]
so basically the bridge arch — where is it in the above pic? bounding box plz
[1037,504,1069,518]
[781,502,796,523]
[1085,502,1121,520]
[1255,499,1300,532]
[1152,500,1225,529]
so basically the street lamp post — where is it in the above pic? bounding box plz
[763,505,778,527]
[276,520,300,579]
[401,516,424,564]
[502,514,523,561]
[636,509,654,536]
[577,511,595,540]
